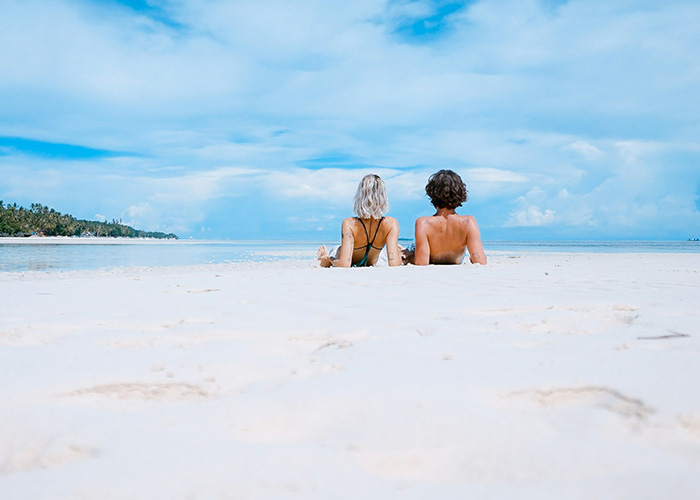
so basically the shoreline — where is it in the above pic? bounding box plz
[2,237,699,275]
[1,251,699,276]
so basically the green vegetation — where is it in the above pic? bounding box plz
[0,202,178,239]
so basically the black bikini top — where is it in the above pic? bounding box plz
[353,217,384,267]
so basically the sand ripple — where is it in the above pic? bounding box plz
[504,386,653,420]
[65,382,212,401]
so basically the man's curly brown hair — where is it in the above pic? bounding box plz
[425,169,468,209]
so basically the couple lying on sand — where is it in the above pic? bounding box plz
[317,170,486,267]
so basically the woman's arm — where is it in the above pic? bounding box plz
[384,218,401,266]
[329,218,355,267]
[413,218,430,266]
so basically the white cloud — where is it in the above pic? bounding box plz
[507,206,556,227]
[266,167,406,201]
[564,141,605,160]
[466,167,528,183]
[1,0,699,239]
[615,140,663,164]
[123,202,154,227]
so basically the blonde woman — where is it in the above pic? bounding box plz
[317,174,401,267]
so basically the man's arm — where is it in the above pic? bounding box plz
[466,217,486,265]
[413,218,430,266]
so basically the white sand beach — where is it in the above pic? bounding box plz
[1,252,699,499]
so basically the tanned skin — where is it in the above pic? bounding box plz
[317,216,401,267]
[411,208,486,265]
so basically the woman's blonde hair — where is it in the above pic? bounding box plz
[353,174,389,219]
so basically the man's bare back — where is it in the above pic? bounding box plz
[407,169,486,266]
[413,208,486,265]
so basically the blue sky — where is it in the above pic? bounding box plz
[1,0,699,240]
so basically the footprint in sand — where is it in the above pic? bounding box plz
[519,306,639,335]
[105,331,229,349]
[504,386,653,420]
[473,305,639,336]
[309,330,370,354]
[65,382,213,401]
[679,414,700,441]
[314,338,354,352]
[0,325,79,346]
[0,437,96,474]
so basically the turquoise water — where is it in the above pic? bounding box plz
[0,240,316,273]
[1,239,698,273]
[485,240,700,253]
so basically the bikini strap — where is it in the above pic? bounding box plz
[356,217,370,245]
[368,217,384,250]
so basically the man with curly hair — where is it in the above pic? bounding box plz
[407,169,486,265]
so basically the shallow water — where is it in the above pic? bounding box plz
[0,239,316,273]
[1,238,698,273]
[485,240,700,253]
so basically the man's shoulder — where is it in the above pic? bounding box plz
[414,216,433,233]
[416,214,473,224]
[462,214,479,227]
[450,214,476,226]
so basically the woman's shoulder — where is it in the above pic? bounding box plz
[381,216,399,228]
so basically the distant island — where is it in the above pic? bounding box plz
[0,202,178,239]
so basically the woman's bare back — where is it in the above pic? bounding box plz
[318,216,401,267]
[347,217,398,266]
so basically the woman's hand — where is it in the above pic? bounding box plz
[317,245,333,267]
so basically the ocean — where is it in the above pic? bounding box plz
[1,238,699,273]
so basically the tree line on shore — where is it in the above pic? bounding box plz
[0,202,178,239]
